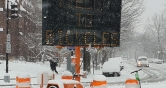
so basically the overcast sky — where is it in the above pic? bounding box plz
[136,0,166,33]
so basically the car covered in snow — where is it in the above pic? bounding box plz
[109,57,124,70]
[155,60,163,64]
[102,58,121,77]
[148,58,163,64]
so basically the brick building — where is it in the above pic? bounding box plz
[0,0,41,60]
[0,0,7,59]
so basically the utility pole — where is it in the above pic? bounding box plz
[6,0,19,73]
[6,0,9,73]
[4,0,11,83]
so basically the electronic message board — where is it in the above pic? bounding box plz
[42,0,122,47]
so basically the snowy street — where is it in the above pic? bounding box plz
[0,59,166,88]
[0,0,166,88]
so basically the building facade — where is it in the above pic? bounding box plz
[0,0,7,59]
[0,0,42,61]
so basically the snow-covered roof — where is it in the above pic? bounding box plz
[138,56,147,59]
[102,58,121,72]
[108,57,121,64]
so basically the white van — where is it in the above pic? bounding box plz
[137,56,149,67]
[102,58,121,77]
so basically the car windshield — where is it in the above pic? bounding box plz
[138,58,147,61]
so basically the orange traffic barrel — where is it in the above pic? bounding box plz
[62,71,73,80]
[62,76,73,80]
[90,75,107,88]
[16,74,31,88]
[125,79,140,88]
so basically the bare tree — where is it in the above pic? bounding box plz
[145,12,166,60]
[121,0,144,31]
[103,0,145,60]
[17,0,42,22]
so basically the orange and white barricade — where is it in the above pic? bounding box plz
[37,71,49,88]
[48,71,55,80]
[125,79,140,88]
[90,75,107,88]
[61,71,73,80]
[16,74,31,88]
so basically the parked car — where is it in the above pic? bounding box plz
[102,58,121,77]
[154,59,162,64]
[136,56,149,67]
[109,57,124,70]
[148,58,163,64]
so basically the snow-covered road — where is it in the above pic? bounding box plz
[126,59,166,83]
[0,60,166,88]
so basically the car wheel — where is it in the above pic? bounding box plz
[137,65,141,67]
[102,73,106,77]
[118,73,121,76]
[113,73,118,77]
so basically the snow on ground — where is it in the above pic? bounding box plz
[0,60,166,88]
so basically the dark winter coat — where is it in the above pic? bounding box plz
[49,60,58,74]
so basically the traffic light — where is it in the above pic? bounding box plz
[10,4,19,19]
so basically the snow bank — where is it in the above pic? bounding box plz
[48,80,64,88]
[62,71,72,76]
[37,71,49,85]
[93,75,106,81]
[18,74,30,78]
[61,79,80,84]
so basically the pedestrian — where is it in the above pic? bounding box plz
[49,60,58,74]
[53,61,58,74]
[49,60,53,71]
